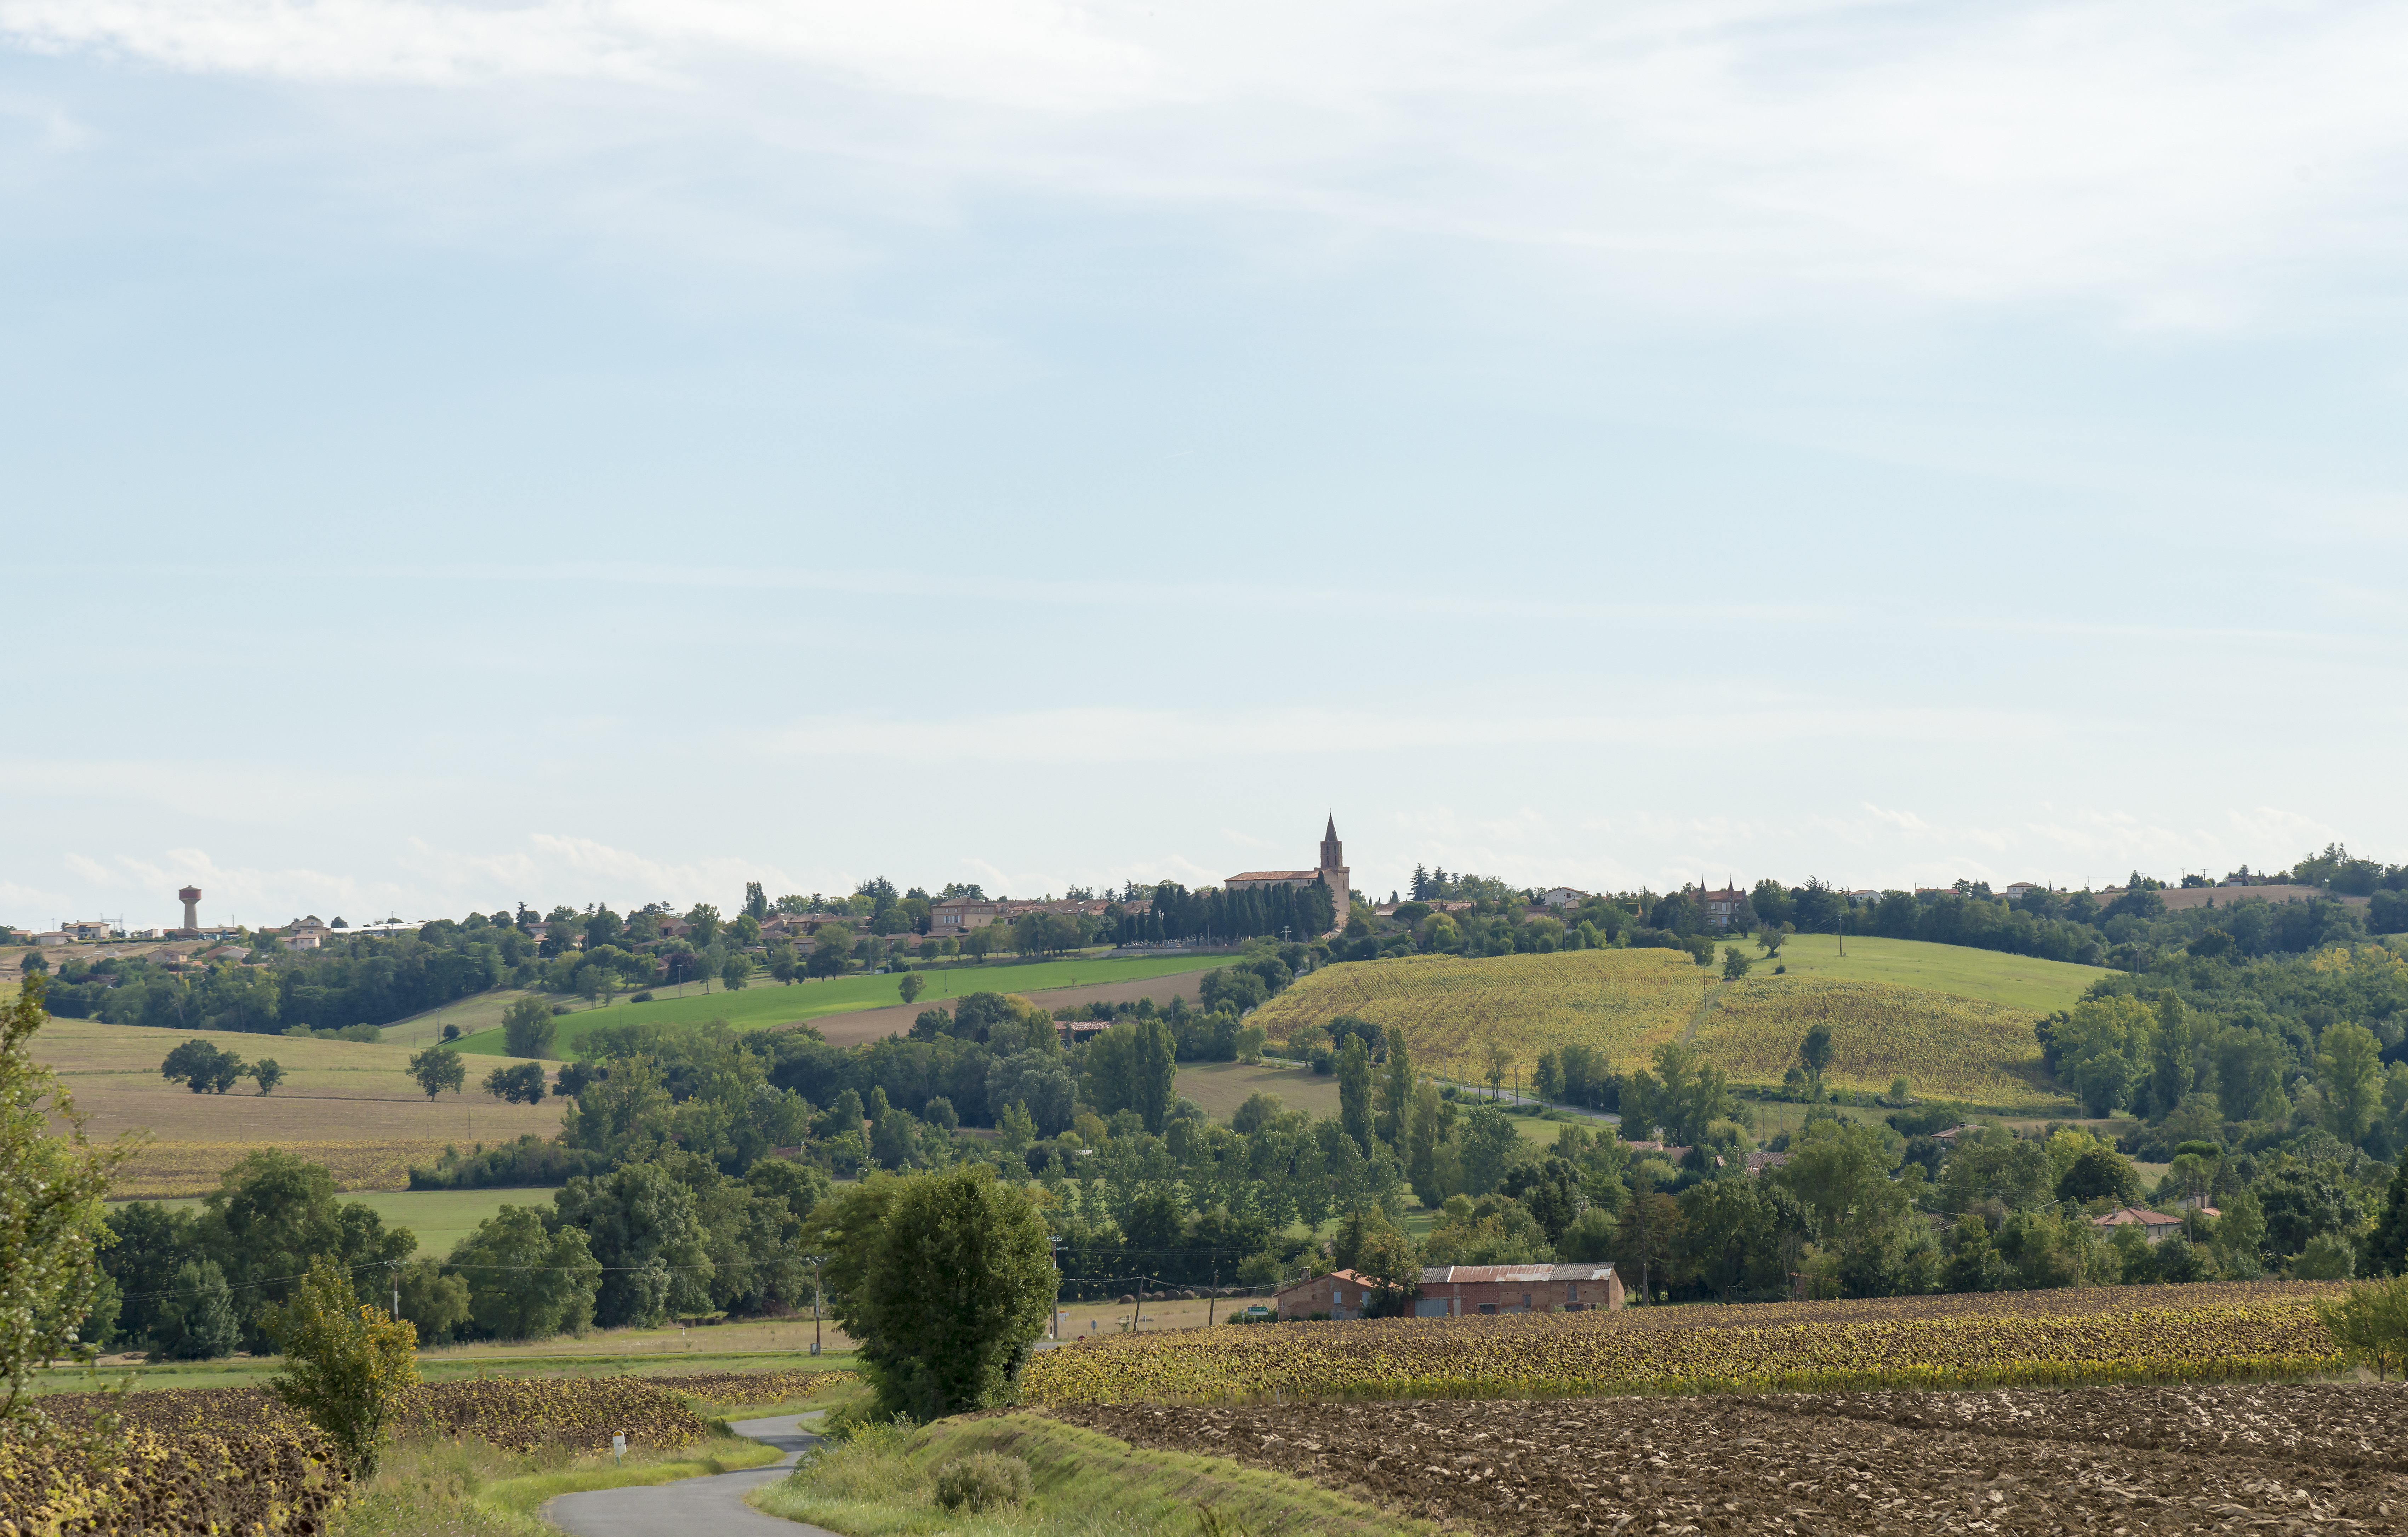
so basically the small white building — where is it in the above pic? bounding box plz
[1539,887,1590,908]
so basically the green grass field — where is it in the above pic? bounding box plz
[1754,933,2102,1012]
[444,954,1222,1057]
[118,1187,534,1254]
[1173,1060,1341,1122]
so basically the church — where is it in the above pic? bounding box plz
[1225,817,1352,933]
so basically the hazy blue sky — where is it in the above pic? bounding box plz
[5,0,2405,929]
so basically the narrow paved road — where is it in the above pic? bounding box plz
[543,1412,838,1536]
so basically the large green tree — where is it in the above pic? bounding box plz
[500,996,558,1059]
[2318,1021,2384,1146]
[446,1206,601,1340]
[1336,1033,1373,1154]
[837,1165,1054,1420]
[0,977,136,1421]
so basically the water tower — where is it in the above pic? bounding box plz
[178,886,202,937]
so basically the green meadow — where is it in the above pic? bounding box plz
[1752,932,2102,1013]
[445,952,1222,1057]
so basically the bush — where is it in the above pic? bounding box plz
[933,1451,1032,1513]
[263,1257,419,1478]
[631,991,654,1004]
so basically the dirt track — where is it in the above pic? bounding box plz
[1054,1382,2408,1535]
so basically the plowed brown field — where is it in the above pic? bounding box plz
[1055,1382,2408,1535]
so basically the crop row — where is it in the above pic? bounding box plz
[0,1400,341,1536]
[1251,949,1701,1078]
[4,1368,828,1531]
[1018,1283,2347,1405]
[1689,976,2052,1104]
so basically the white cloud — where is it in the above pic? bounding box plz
[7,0,2407,318]
[768,701,2054,764]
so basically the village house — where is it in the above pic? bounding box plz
[1273,1268,1383,1320]
[1699,887,1748,929]
[1413,1264,1623,1317]
[2092,1206,2184,1244]
[1539,887,1590,908]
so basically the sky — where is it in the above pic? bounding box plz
[5,0,2407,930]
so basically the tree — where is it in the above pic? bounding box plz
[0,976,137,1421]
[153,1259,242,1360]
[2056,1146,2139,1205]
[554,1162,712,1328]
[483,1062,547,1105]
[900,972,925,1006]
[722,954,750,993]
[161,1037,246,1094]
[1756,925,1786,958]
[744,881,770,922]
[840,1165,1055,1420]
[1798,1023,1834,1102]
[2366,1159,2408,1276]
[446,1207,601,1341]
[1081,1017,1177,1133]
[810,926,855,978]
[250,1058,285,1095]
[2317,1273,2408,1378]
[500,996,558,1059]
[262,1256,420,1479]
[1336,1033,1374,1154]
[1721,946,1752,980]
[1377,1033,1414,1149]
[408,1046,467,1099]
[2318,1021,2384,1146]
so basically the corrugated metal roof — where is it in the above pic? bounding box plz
[1417,1264,1616,1284]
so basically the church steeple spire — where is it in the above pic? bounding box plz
[1320,816,1342,872]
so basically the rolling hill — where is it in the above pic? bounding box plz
[1250,935,2101,1111]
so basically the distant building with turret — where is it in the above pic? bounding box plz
[1225,817,1351,933]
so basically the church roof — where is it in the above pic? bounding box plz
[1228,869,1321,883]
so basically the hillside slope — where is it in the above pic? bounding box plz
[1254,939,2090,1110]
[36,1015,556,1196]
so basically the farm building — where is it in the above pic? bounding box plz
[1413,1264,1623,1317]
[1274,1268,1383,1320]
[2092,1206,2184,1243]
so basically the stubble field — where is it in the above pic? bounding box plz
[35,1015,558,1195]
[1055,1380,2408,1535]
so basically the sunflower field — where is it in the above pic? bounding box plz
[1,1370,826,1532]
[1018,1284,2345,1406]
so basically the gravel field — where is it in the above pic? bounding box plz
[1053,1382,2408,1534]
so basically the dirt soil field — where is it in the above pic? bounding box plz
[1055,1381,2408,1535]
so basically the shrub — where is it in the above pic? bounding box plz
[933,1450,1032,1512]
[631,991,654,1004]
[263,1257,419,1479]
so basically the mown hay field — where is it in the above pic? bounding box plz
[35,1015,560,1195]
[1688,976,2058,1105]
[1251,950,1704,1080]
[1020,1283,2344,1406]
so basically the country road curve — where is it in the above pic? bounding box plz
[543,1412,840,1537]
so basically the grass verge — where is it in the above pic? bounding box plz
[750,1410,1438,1536]
[330,1424,781,1536]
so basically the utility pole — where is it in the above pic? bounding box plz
[807,1255,826,1355]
